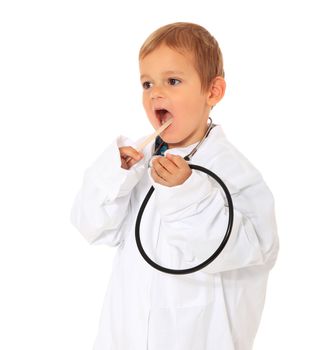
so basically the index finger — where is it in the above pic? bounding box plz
[119,146,143,160]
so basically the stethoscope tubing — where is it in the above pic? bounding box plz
[135,163,234,275]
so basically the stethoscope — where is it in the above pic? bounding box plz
[135,117,234,275]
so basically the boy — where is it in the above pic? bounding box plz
[70,22,279,350]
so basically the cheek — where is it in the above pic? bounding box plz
[142,97,151,114]
[142,96,157,125]
[183,95,206,117]
[142,94,147,109]
[143,94,152,107]
[175,98,197,122]
[175,91,197,110]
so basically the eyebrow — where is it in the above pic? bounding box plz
[140,70,185,80]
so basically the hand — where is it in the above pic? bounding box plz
[119,146,144,170]
[150,153,192,187]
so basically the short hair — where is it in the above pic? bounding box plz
[139,22,225,93]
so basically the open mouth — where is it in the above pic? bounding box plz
[155,108,173,125]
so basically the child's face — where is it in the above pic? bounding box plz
[139,44,212,149]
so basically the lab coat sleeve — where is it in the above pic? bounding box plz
[149,168,279,274]
[70,135,147,246]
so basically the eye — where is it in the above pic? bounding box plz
[168,78,181,86]
[142,81,152,90]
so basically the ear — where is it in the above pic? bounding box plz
[206,76,226,108]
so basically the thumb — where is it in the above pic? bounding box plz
[166,152,175,160]
[166,152,185,167]
[166,152,178,163]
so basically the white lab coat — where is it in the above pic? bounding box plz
[70,124,279,350]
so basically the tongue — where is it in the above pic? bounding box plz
[162,111,173,123]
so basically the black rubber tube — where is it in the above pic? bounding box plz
[135,164,234,275]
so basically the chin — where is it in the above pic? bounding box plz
[162,136,185,148]
[159,133,176,143]
[164,131,198,148]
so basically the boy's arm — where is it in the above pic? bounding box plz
[70,135,147,246]
[150,168,279,274]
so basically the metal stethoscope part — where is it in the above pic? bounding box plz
[135,117,234,275]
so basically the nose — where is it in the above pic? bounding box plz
[150,85,164,99]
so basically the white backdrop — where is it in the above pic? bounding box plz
[1,0,318,349]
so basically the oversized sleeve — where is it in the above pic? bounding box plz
[70,135,147,246]
[149,166,279,274]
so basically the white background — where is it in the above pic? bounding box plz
[1,0,318,349]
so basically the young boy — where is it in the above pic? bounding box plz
[70,22,279,350]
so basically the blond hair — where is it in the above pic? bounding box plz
[139,22,225,93]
